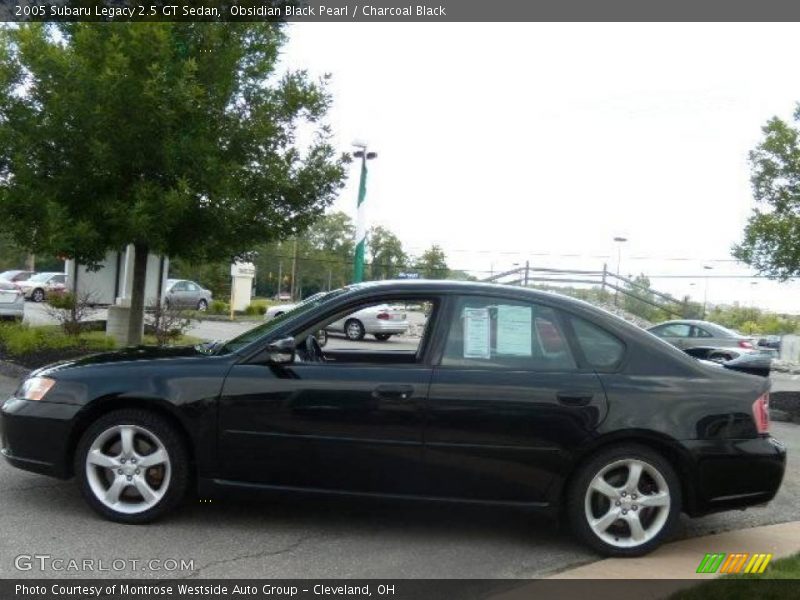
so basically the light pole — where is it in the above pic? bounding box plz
[613,236,627,306]
[750,281,758,309]
[352,141,377,283]
[702,265,713,319]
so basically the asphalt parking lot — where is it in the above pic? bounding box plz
[1,370,797,580]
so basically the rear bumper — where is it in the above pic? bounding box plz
[365,321,409,334]
[681,435,786,516]
[0,304,24,316]
[1,397,80,479]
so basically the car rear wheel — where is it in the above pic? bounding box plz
[374,333,392,341]
[197,299,208,312]
[31,288,45,303]
[567,444,681,556]
[344,319,365,341]
[75,409,189,524]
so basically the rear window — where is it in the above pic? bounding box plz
[571,317,625,369]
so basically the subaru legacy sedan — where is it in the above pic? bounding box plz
[1,281,785,556]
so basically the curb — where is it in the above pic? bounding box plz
[548,520,800,581]
[0,359,31,380]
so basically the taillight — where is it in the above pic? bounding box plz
[739,340,754,349]
[752,393,769,434]
[376,312,390,320]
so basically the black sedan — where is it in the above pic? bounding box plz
[0,281,786,556]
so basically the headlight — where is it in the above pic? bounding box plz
[18,377,56,401]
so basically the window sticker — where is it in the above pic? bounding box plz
[463,307,491,358]
[496,305,532,356]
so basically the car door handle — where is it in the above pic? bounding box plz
[372,385,415,401]
[557,392,594,407]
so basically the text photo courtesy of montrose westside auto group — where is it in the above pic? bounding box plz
[1,2,800,600]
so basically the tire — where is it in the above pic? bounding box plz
[344,319,365,341]
[197,299,208,312]
[374,334,392,341]
[31,288,45,303]
[566,444,681,557]
[74,409,189,524]
[315,329,328,348]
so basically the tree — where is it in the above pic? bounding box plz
[734,109,800,279]
[414,245,449,279]
[0,23,346,344]
[368,226,407,280]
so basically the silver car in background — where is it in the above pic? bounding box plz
[0,280,24,321]
[647,319,758,360]
[327,304,409,341]
[18,272,66,302]
[164,279,213,311]
[0,270,34,283]
[265,293,409,341]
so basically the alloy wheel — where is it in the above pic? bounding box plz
[84,424,171,515]
[584,458,671,549]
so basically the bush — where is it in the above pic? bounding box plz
[208,300,230,315]
[0,322,115,358]
[244,303,267,316]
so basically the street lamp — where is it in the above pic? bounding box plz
[702,265,713,319]
[352,141,377,283]
[613,236,628,306]
[750,280,758,309]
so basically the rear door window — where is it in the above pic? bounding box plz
[440,296,576,371]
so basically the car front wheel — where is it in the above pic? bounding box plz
[567,444,681,556]
[197,299,208,312]
[31,288,45,303]
[75,409,189,524]
[374,333,392,341]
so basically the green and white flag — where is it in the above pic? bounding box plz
[353,156,368,283]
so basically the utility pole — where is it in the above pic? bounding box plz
[702,265,713,319]
[613,236,628,306]
[290,237,298,301]
[327,268,332,291]
[277,260,282,299]
[524,260,530,287]
[352,141,377,283]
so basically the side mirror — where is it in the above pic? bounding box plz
[266,337,296,364]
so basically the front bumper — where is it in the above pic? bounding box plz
[1,396,81,479]
[682,435,786,516]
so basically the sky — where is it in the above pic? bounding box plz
[280,23,800,313]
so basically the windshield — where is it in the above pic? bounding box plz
[214,288,347,355]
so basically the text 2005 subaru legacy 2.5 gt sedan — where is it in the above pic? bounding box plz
[1,281,786,556]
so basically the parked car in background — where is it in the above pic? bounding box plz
[0,270,34,283]
[17,272,66,302]
[164,279,213,311]
[1,281,785,557]
[0,280,25,320]
[646,320,758,360]
[758,335,781,352]
[327,304,409,341]
[265,293,409,341]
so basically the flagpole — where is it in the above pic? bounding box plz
[352,142,377,283]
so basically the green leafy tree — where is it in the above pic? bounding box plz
[414,244,449,279]
[734,110,800,279]
[0,23,346,343]
[367,226,407,280]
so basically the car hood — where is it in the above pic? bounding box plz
[33,345,208,377]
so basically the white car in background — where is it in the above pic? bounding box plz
[17,272,66,302]
[265,293,409,341]
[0,280,25,321]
